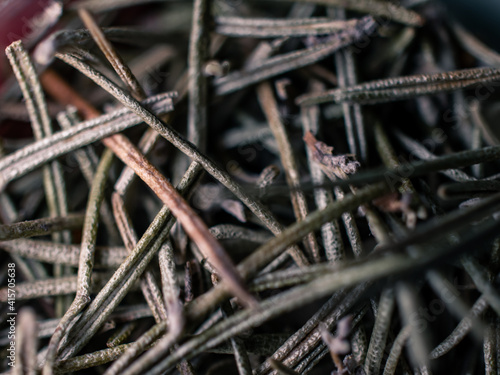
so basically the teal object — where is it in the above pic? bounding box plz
[439,0,500,51]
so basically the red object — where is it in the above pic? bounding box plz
[0,0,61,89]
[0,120,33,138]
[0,0,63,138]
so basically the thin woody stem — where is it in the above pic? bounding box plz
[102,134,256,307]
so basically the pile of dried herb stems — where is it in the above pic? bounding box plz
[1,0,500,374]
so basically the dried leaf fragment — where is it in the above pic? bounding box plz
[304,131,360,180]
